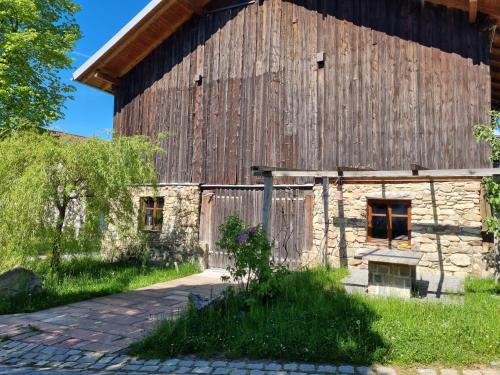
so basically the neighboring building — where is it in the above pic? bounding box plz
[74,0,500,280]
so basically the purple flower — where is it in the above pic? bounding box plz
[248,226,258,236]
[236,233,249,244]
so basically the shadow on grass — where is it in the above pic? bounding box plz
[129,268,388,365]
[0,258,199,314]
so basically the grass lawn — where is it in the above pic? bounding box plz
[0,257,199,314]
[130,267,499,367]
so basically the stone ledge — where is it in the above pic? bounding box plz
[355,249,423,266]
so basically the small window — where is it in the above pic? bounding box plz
[141,197,164,232]
[367,199,411,243]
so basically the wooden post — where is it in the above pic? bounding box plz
[322,177,329,265]
[263,172,273,239]
[199,190,214,269]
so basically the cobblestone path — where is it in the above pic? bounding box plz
[0,339,498,375]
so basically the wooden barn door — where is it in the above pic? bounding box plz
[199,187,313,269]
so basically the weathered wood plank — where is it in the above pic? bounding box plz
[114,0,492,185]
[255,167,500,178]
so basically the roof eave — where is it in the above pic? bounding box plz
[72,0,164,85]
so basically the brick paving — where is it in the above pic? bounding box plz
[0,270,228,354]
[0,269,497,374]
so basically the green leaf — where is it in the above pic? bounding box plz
[0,0,81,134]
[0,131,161,272]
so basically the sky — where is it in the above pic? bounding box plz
[51,1,500,138]
[51,0,150,138]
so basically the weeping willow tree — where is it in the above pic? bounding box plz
[0,131,160,272]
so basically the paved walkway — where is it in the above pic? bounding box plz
[0,269,228,354]
[0,340,497,375]
[0,269,497,374]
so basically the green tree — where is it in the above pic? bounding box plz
[0,132,160,273]
[0,0,80,136]
[474,110,500,235]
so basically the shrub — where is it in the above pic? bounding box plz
[115,228,203,267]
[216,215,288,298]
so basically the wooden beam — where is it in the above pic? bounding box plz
[426,0,500,18]
[491,81,500,91]
[94,70,120,86]
[468,0,478,23]
[492,89,500,99]
[491,70,500,82]
[494,33,500,46]
[491,47,500,59]
[336,166,374,175]
[177,0,204,16]
[411,164,429,176]
[262,173,273,240]
[252,167,500,178]
[490,60,500,70]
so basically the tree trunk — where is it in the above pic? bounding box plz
[51,202,67,274]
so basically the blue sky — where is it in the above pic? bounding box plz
[51,0,150,138]
[52,1,500,138]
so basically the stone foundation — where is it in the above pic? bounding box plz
[304,180,496,278]
[368,262,416,298]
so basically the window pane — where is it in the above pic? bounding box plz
[157,198,165,209]
[372,204,387,215]
[372,216,388,239]
[156,210,163,228]
[391,203,408,215]
[145,211,154,226]
[392,217,409,240]
[144,197,154,209]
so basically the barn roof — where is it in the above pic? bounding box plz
[72,0,210,93]
[73,0,500,106]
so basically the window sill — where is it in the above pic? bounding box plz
[366,238,411,247]
[142,229,163,233]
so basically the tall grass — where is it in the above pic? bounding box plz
[0,257,199,314]
[130,267,499,366]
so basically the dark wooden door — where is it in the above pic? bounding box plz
[199,186,313,269]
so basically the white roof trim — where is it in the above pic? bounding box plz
[72,0,164,81]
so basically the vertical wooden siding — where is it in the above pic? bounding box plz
[200,187,312,268]
[114,0,492,185]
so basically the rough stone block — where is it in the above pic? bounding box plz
[265,363,283,371]
[417,369,437,375]
[450,254,471,267]
[376,367,397,375]
[299,364,316,372]
[339,365,355,373]
[213,368,232,375]
[193,367,213,374]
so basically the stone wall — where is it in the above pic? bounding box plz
[304,180,495,278]
[131,184,201,238]
[103,184,202,263]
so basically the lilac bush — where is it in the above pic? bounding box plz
[217,215,279,293]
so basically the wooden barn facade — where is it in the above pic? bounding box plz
[75,0,500,281]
